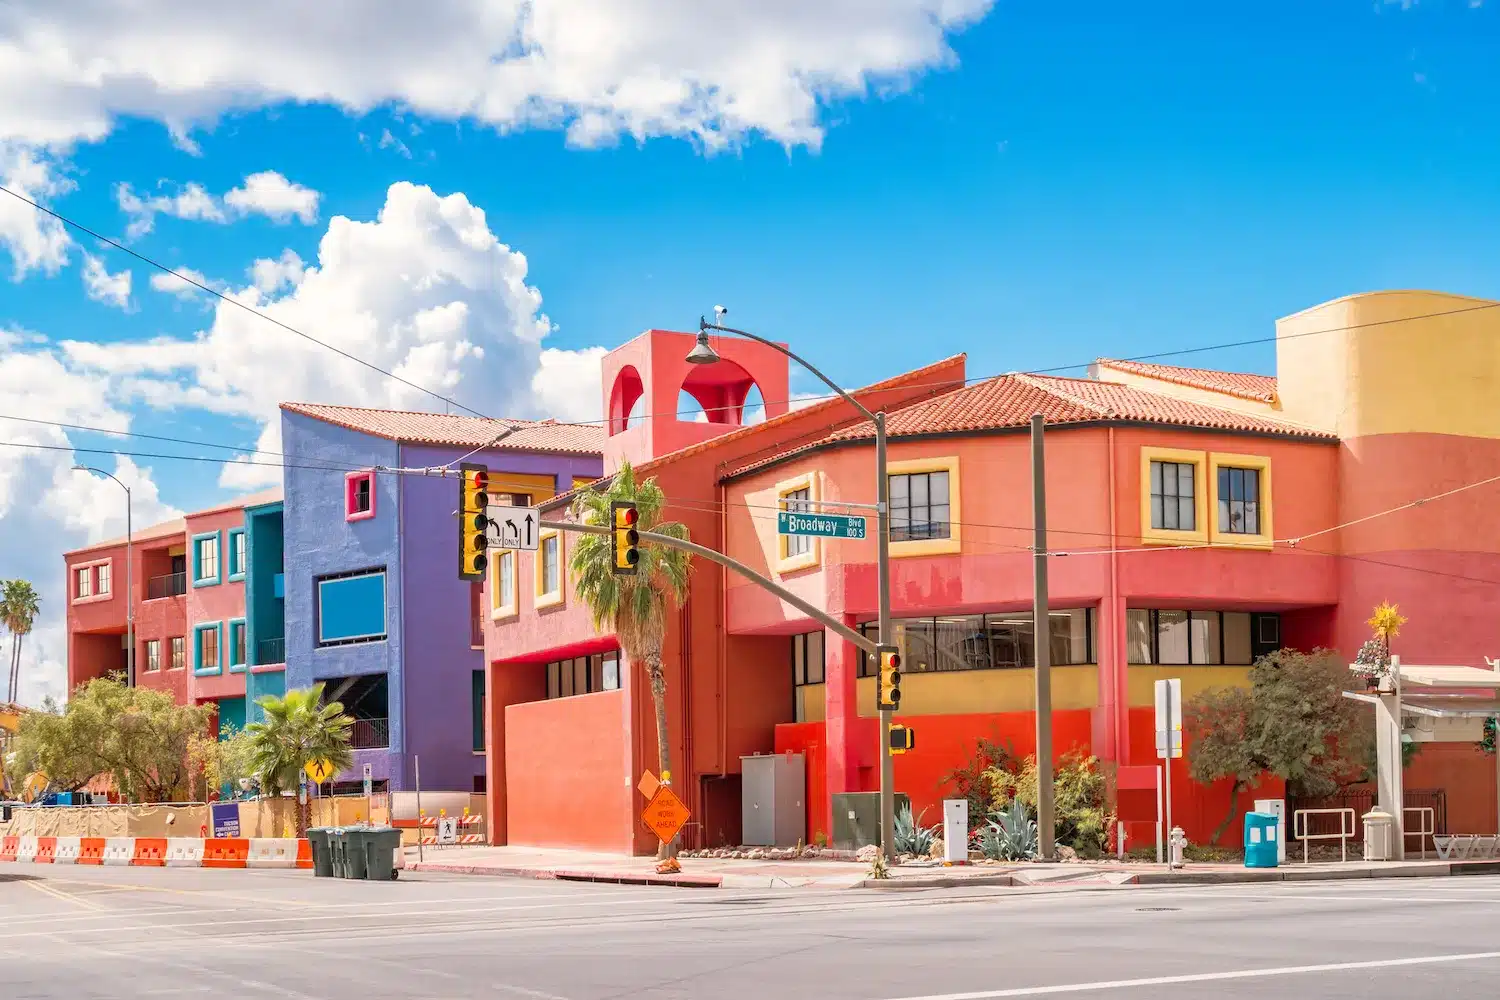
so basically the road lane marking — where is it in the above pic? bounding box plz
[883,950,1500,998]
[24,879,107,911]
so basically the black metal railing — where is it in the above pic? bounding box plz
[145,571,187,600]
[257,636,285,664]
[350,717,390,750]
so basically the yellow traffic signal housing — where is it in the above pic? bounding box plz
[458,463,490,581]
[889,724,915,755]
[875,643,901,712]
[611,501,639,576]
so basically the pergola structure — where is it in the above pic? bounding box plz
[1344,655,1500,861]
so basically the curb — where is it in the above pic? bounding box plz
[1133,858,1500,885]
[860,873,1018,890]
[408,862,723,888]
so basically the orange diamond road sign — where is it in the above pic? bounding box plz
[636,770,661,800]
[642,785,690,845]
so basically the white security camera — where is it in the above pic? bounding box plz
[714,305,728,319]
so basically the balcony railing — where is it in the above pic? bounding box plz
[146,572,187,600]
[349,717,390,750]
[257,636,285,665]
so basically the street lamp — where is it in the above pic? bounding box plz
[73,466,134,688]
[689,316,898,862]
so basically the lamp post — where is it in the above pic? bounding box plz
[689,318,897,862]
[73,466,134,687]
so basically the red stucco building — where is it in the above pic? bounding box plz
[481,291,1500,852]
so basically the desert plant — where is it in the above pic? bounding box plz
[978,799,1038,861]
[985,750,1111,855]
[941,736,1011,830]
[867,852,890,879]
[893,803,940,857]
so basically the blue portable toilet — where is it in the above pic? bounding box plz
[1244,811,1280,868]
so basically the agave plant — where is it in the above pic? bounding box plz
[893,803,941,857]
[978,799,1039,861]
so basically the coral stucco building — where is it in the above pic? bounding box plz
[480,290,1500,854]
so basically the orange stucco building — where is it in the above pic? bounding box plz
[482,291,1500,853]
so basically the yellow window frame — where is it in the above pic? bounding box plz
[534,529,564,609]
[775,471,821,575]
[1140,447,1208,546]
[1208,452,1274,549]
[490,550,518,620]
[888,456,961,558]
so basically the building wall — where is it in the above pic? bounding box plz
[282,413,405,782]
[67,532,189,699]
[397,443,600,794]
[244,502,285,724]
[184,506,249,706]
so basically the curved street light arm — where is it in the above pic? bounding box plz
[698,319,878,425]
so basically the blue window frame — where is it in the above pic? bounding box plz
[227,618,247,672]
[193,621,223,675]
[316,569,388,647]
[192,530,222,587]
[227,527,247,581]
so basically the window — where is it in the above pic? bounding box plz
[1150,461,1196,531]
[144,639,161,672]
[783,487,813,558]
[1126,610,1280,665]
[194,623,221,675]
[193,531,220,586]
[536,532,562,608]
[472,670,486,752]
[315,569,387,646]
[791,631,826,686]
[544,652,622,699]
[170,636,185,670]
[228,620,247,670]
[492,551,516,616]
[345,470,376,522]
[1217,467,1260,535]
[75,566,92,599]
[96,563,111,595]
[890,471,951,542]
[227,528,247,580]
[857,610,1094,676]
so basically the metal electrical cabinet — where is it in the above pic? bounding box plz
[740,752,806,847]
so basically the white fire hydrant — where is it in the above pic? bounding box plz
[1168,826,1188,869]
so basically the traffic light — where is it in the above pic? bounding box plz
[611,500,639,576]
[889,724,915,755]
[458,463,490,581]
[875,643,901,712]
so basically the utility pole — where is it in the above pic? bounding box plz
[876,412,895,864]
[1031,414,1055,860]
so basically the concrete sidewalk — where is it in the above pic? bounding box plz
[406,844,1500,890]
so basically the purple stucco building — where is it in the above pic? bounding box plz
[280,403,603,793]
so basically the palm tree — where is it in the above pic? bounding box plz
[246,684,354,836]
[2,579,40,704]
[570,460,691,859]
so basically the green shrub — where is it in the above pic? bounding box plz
[984,750,1113,855]
[942,737,1013,830]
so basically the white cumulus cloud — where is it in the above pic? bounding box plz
[148,266,218,300]
[117,171,318,238]
[0,144,72,277]
[81,253,131,309]
[223,171,320,224]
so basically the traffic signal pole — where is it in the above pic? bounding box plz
[876,412,895,864]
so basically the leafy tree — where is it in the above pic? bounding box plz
[1186,648,1366,844]
[1,579,40,703]
[6,678,213,801]
[187,725,259,800]
[569,461,691,860]
[246,684,354,836]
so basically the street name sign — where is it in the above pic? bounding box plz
[488,505,541,551]
[777,511,867,540]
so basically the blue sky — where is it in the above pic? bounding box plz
[0,0,1495,701]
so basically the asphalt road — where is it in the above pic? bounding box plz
[4,866,1500,999]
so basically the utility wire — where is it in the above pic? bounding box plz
[0,183,489,419]
[6,181,1497,430]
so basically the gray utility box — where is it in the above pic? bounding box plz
[832,792,911,851]
[741,752,806,848]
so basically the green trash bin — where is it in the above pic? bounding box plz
[325,827,348,878]
[362,826,403,881]
[306,828,336,878]
[340,826,370,880]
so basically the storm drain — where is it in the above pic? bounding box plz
[1135,906,1181,912]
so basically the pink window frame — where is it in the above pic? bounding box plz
[345,470,376,522]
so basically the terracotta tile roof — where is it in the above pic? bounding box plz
[65,488,285,557]
[725,372,1332,479]
[540,354,969,511]
[1094,359,1278,403]
[280,402,604,456]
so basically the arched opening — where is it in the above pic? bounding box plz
[742,383,766,425]
[608,366,644,436]
[678,357,758,426]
